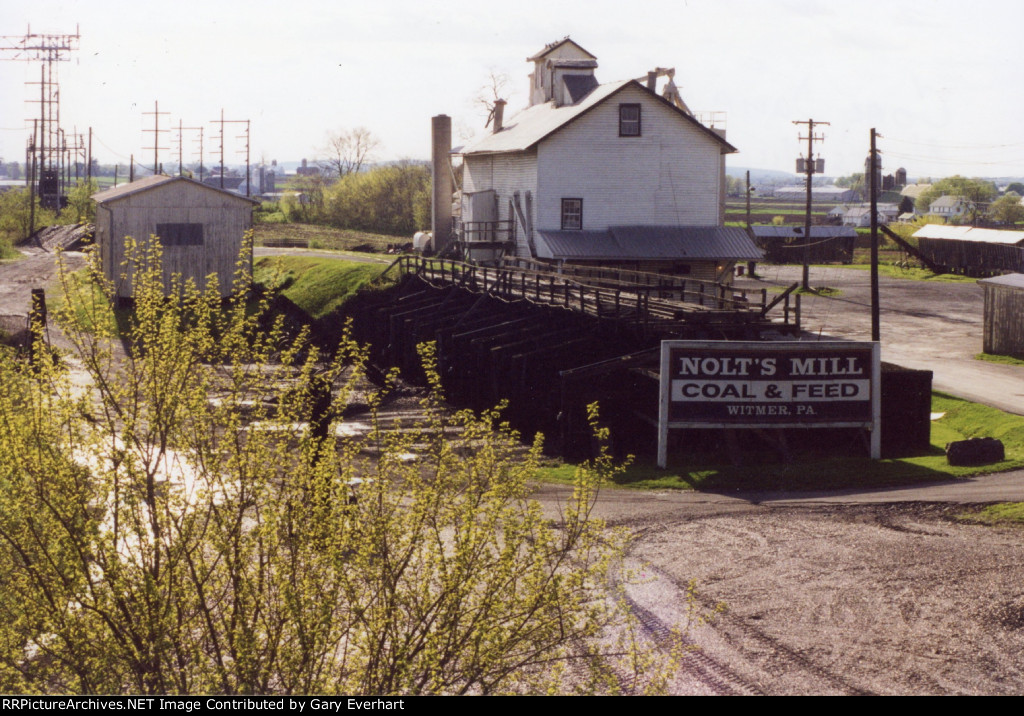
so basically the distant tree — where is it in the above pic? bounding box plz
[915,175,997,213]
[834,173,865,199]
[0,188,57,242]
[319,127,381,179]
[322,162,431,236]
[990,191,1024,225]
[282,173,327,223]
[1004,182,1024,196]
[898,196,915,215]
[58,180,98,224]
[475,70,515,128]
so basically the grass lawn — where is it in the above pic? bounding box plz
[535,391,1024,492]
[957,502,1024,526]
[975,352,1024,367]
[839,263,979,283]
[253,223,404,253]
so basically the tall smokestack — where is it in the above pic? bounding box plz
[431,114,453,255]
[492,99,506,133]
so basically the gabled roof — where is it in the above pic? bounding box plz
[535,226,762,261]
[92,174,259,205]
[527,37,596,62]
[462,80,736,156]
[929,194,969,208]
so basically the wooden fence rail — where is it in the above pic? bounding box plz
[378,255,800,335]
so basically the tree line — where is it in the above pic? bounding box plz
[276,128,431,238]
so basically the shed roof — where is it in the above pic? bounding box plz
[977,274,1024,290]
[913,225,1024,246]
[462,80,736,156]
[534,225,762,262]
[92,174,259,205]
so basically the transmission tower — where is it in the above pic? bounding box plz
[1,25,81,209]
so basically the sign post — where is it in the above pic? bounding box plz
[658,341,881,468]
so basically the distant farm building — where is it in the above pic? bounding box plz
[978,274,1024,359]
[93,175,257,298]
[770,185,859,202]
[928,195,972,220]
[913,224,1024,276]
[750,225,857,264]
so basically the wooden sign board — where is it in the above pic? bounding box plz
[658,341,881,467]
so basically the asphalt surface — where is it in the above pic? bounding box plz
[736,264,1024,415]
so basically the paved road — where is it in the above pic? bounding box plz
[736,265,1024,415]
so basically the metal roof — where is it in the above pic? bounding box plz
[92,174,259,205]
[461,80,736,156]
[750,226,857,239]
[978,274,1024,290]
[913,225,1024,246]
[534,225,763,261]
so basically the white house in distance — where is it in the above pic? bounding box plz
[929,194,972,220]
[93,175,257,299]
[453,37,762,284]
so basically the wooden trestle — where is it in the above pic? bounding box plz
[355,256,800,458]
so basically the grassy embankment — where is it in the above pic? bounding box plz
[537,392,1024,493]
[253,254,393,320]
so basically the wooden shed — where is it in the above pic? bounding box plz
[750,225,857,264]
[913,225,1024,277]
[93,175,257,298]
[978,273,1024,359]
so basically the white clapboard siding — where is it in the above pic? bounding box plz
[536,84,722,231]
[464,150,538,257]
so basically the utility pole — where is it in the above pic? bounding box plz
[142,101,170,175]
[2,26,80,209]
[793,118,829,290]
[211,109,249,191]
[174,120,203,177]
[870,128,881,343]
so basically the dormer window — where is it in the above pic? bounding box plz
[619,104,641,137]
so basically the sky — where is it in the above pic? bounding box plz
[2,0,1023,180]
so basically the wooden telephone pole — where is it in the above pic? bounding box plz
[793,118,829,290]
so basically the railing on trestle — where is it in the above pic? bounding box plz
[374,255,801,332]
